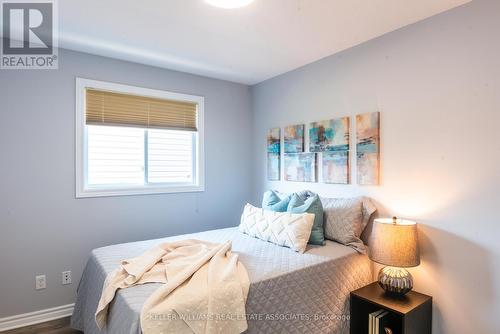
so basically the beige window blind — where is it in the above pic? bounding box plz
[85,88,198,131]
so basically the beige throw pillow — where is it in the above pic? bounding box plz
[321,197,376,253]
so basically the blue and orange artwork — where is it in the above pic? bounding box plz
[284,124,304,153]
[322,151,349,184]
[284,153,316,182]
[356,111,380,185]
[309,117,350,152]
[267,127,280,153]
[267,153,280,181]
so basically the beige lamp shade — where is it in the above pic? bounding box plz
[369,218,420,268]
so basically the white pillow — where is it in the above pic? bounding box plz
[238,203,315,253]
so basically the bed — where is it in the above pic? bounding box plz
[71,227,372,334]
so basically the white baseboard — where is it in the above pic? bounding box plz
[0,304,74,332]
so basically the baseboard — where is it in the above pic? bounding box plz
[0,304,74,332]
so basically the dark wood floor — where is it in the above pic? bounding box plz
[1,317,81,334]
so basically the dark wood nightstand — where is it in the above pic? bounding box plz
[350,282,432,334]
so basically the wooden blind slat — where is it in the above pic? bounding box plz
[85,89,198,131]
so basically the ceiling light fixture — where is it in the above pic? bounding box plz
[205,0,254,9]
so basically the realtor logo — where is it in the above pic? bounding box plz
[1,0,58,69]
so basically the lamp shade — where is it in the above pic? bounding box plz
[369,218,420,268]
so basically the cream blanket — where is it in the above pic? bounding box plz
[95,239,250,334]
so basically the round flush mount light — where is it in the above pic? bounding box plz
[205,0,254,9]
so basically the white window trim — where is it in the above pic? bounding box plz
[75,78,205,198]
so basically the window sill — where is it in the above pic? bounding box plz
[76,184,205,198]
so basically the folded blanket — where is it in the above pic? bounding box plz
[95,239,250,334]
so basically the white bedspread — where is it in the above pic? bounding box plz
[95,239,250,334]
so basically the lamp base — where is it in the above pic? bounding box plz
[378,266,413,296]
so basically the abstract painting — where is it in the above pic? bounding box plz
[322,151,349,184]
[267,127,280,153]
[284,153,316,182]
[309,117,350,152]
[356,112,380,185]
[267,153,280,181]
[284,124,304,153]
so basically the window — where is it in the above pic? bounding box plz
[76,78,204,197]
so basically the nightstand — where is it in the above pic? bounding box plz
[350,282,432,334]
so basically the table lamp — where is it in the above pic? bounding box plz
[369,217,420,296]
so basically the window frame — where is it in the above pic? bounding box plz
[75,78,205,198]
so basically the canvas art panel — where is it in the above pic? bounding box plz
[284,124,305,153]
[356,111,380,185]
[309,117,350,152]
[267,153,280,181]
[267,127,280,153]
[284,153,316,182]
[322,151,349,184]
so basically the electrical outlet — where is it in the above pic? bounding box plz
[62,271,71,285]
[35,275,46,290]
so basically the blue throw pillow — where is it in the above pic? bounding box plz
[287,193,325,245]
[262,190,291,212]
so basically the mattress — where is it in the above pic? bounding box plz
[71,227,372,334]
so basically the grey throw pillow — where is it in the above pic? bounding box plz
[321,197,376,253]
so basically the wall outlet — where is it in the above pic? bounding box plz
[62,271,71,285]
[35,275,46,290]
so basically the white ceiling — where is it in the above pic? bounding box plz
[58,0,471,84]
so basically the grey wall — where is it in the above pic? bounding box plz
[251,0,500,333]
[0,48,252,317]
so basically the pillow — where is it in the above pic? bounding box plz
[287,193,325,245]
[262,190,291,212]
[361,197,377,228]
[321,197,376,253]
[239,203,314,253]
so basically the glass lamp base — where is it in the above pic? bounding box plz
[378,266,413,296]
